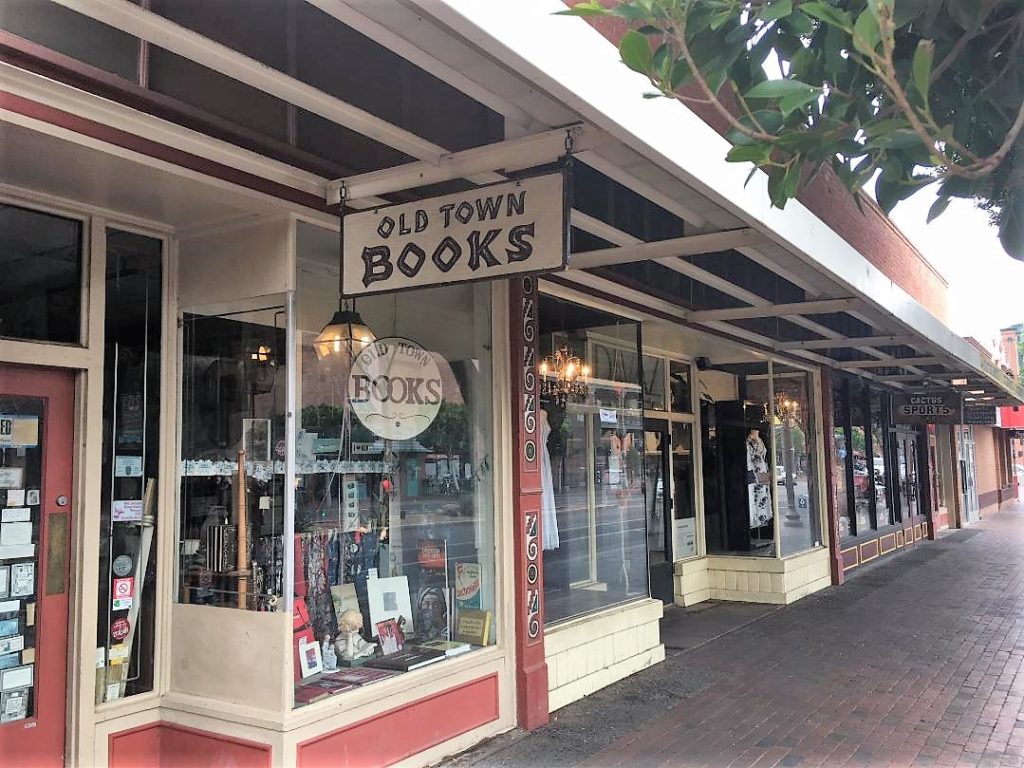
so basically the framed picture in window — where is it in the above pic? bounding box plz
[297,636,323,678]
[367,575,414,638]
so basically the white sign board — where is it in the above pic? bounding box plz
[348,337,443,441]
[343,172,567,297]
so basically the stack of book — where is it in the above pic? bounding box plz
[364,648,445,672]
[413,639,471,658]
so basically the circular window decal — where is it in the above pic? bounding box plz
[348,337,443,441]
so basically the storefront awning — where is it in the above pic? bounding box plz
[12,0,1023,406]
[397,0,1024,407]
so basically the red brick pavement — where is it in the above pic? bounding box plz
[458,503,1024,768]
[579,507,1024,768]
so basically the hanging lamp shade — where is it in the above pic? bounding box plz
[313,306,376,359]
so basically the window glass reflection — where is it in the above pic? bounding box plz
[773,366,821,555]
[539,295,648,624]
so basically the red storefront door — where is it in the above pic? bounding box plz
[0,365,74,768]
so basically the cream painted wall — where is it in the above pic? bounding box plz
[545,599,664,711]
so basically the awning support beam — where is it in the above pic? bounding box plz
[325,124,603,204]
[776,334,919,351]
[687,298,860,323]
[839,356,951,369]
[568,229,766,269]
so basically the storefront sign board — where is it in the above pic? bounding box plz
[963,405,997,425]
[348,337,443,441]
[343,172,568,297]
[892,392,961,424]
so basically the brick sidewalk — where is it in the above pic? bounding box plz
[453,503,1024,768]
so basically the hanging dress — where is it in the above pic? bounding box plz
[540,410,559,550]
[746,433,772,529]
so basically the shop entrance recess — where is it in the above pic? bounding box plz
[643,423,673,603]
[0,365,74,767]
[894,430,920,522]
[960,427,980,523]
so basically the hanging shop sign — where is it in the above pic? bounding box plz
[343,171,568,297]
[348,337,443,441]
[892,392,961,424]
[962,405,997,425]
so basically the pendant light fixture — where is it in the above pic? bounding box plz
[539,344,590,407]
[313,299,375,359]
[314,203,376,360]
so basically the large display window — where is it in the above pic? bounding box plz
[97,229,164,703]
[538,295,648,624]
[175,220,499,709]
[700,361,776,556]
[773,365,821,555]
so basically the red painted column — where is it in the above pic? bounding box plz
[820,369,845,586]
[509,275,550,730]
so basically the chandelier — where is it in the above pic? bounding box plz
[539,345,590,407]
[774,392,799,419]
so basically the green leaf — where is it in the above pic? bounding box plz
[778,86,822,117]
[998,192,1023,261]
[852,9,881,56]
[609,4,655,23]
[554,1,608,17]
[911,39,934,102]
[782,160,802,199]
[926,194,950,223]
[781,10,814,36]
[669,58,693,90]
[618,29,652,75]
[865,129,921,150]
[726,144,772,164]
[759,0,793,23]
[799,2,852,29]
[745,79,821,99]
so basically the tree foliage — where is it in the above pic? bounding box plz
[561,0,1024,259]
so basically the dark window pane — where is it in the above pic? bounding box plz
[97,229,162,701]
[1,0,139,80]
[0,205,83,344]
[151,0,287,70]
[870,392,892,528]
[669,360,691,413]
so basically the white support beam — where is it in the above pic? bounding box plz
[839,356,951,370]
[687,299,861,323]
[775,334,919,351]
[574,149,708,228]
[876,374,938,383]
[569,229,766,269]
[49,0,458,165]
[327,125,602,204]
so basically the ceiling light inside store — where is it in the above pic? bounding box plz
[968,390,985,395]
[951,378,968,386]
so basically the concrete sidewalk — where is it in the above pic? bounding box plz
[449,503,1024,767]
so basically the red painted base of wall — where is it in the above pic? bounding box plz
[109,675,500,768]
[297,674,499,767]
[109,722,271,768]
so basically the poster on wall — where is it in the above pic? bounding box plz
[342,171,568,297]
